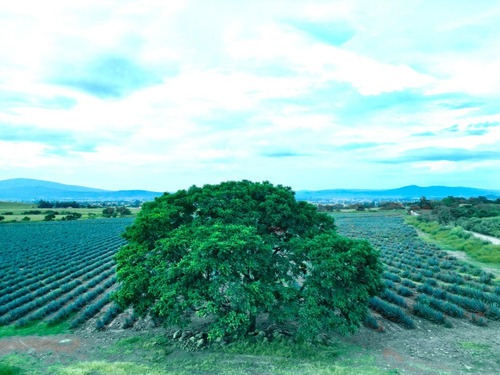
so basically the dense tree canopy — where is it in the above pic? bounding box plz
[114,181,383,340]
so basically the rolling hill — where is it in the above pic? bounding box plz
[0,178,162,202]
[295,185,500,202]
[1,178,498,202]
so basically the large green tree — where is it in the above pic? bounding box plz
[114,181,383,340]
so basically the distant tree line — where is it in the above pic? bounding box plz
[412,196,500,238]
[102,207,132,218]
[316,201,404,212]
[38,199,142,209]
[38,200,99,209]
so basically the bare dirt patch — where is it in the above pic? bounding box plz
[1,318,499,375]
[345,318,500,375]
[0,335,81,354]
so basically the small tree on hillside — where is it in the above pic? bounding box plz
[102,207,116,218]
[38,200,53,208]
[113,181,384,341]
[44,213,56,221]
[116,207,132,217]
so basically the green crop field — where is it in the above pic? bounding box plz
[333,212,500,329]
[0,218,133,334]
[1,212,499,374]
[1,213,498,335]
[0,201,139,223]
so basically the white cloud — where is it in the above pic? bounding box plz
[429,59,500,96]
[0,141,55,169]
[0,1,499,190]
[412,160,500,174]
[226,22,435,95]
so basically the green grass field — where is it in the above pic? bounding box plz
[0,202,139,223]
[0,335,398,375]
[406,217,500,264]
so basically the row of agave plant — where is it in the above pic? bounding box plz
[0,250,115,312]
[0,218,132,329]
[0,219,130,294]
[0,238,120,300]
[333,213,499,331]
[96,212,500,334]
[0,219,129,280]
[2,212,499,334]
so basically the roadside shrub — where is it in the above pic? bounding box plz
[122,313,137,329]
[417,283,435,296]
[410,272,423,282]
[412,302,451,327]
[383,279,395,289]
[486,304,500,321]
[368,297,415,329]
[470,313,487,326]
[424,278,438,287]
[383,272,401,283]
[417,295,465,318]
[397,286,414,297]
[446,294,488,313]
[402,279,416,288]
[479,273,493,285]
[95,319,105,331]
[380,289,407,307]
[98,304,122,328]
[363,314,379,330]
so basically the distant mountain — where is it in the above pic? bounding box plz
[296,185,500,202]
[1,179,498,203]
[0,178,162,202]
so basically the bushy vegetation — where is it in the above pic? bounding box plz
[407,217,500,263]
[411,196,500,238]
[458,216,500,238]
[114,181,384,341]
[102,207,132,218]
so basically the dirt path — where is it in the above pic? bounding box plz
[0,329,157,370]
[413,228,500,278]
[466,230,500,245]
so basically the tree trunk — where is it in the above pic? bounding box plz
[248,313,256,333]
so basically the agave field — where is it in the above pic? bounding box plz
[333,212,500,331]
[1,213,499,335]
[0,218,133,332]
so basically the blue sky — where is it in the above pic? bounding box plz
[0,0,499,191]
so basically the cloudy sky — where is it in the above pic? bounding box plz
[1,0,499,192]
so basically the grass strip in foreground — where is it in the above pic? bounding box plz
[95,334,399,375]
[0,321,70,339]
